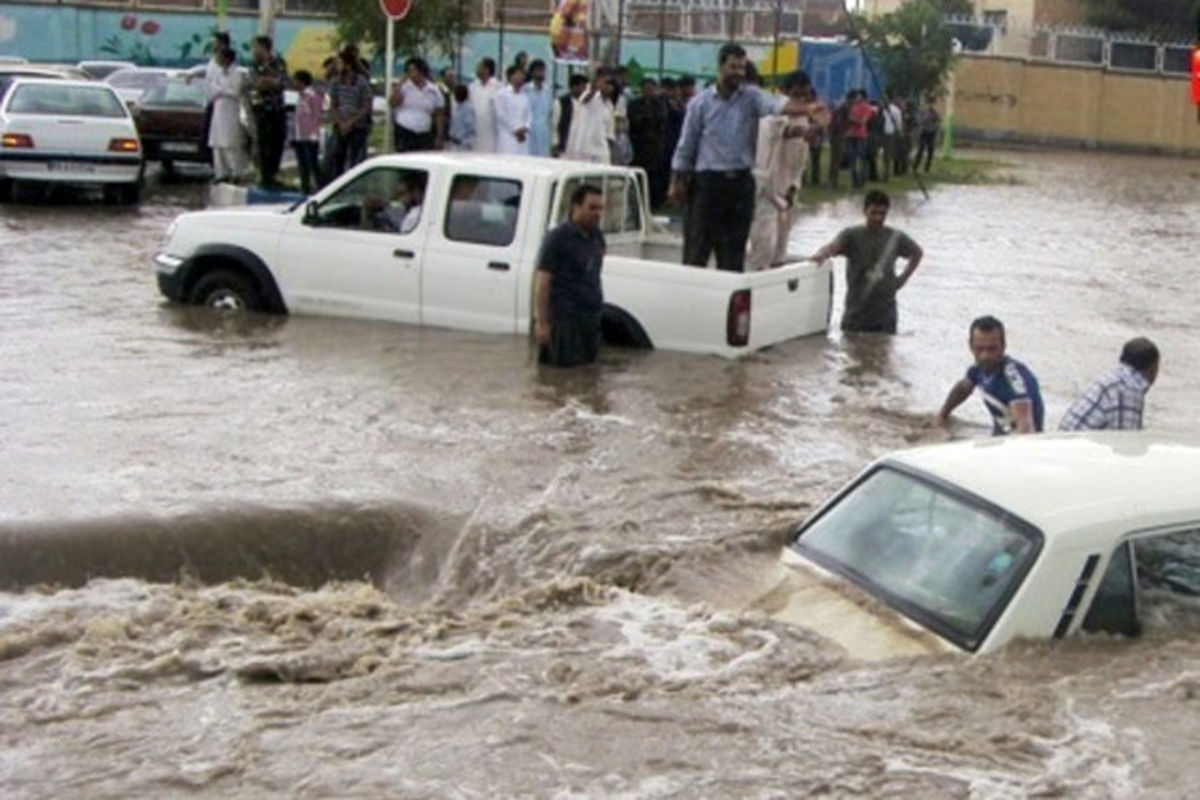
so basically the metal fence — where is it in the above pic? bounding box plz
[945,14,1193,76]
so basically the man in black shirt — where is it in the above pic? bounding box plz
[535,184,606,367]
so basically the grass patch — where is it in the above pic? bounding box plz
[796,151,1019,207]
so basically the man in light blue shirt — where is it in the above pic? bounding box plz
[523,59,553,157]
[668,44,810,272]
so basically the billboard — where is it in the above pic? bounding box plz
[550,0,588,65]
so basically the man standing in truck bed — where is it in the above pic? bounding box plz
[535,184,607,367]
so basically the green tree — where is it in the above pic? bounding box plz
[326,0,471,65]
[852,1,957,100]
[1083,0,1196,38]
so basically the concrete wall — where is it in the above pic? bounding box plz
[954,53,1200,155]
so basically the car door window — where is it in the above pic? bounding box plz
[444,175,521,246]
[311,167,428,234]
[1082,542,1139,637]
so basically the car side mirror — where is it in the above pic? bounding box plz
[302,201,320,226]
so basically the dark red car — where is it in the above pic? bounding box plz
[132,76,209,172]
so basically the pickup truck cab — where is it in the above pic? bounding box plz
[754,434,1200,660]
[154,153,832,358]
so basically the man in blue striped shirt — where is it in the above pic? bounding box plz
[938,316,1044,435]
[1059,338,1160,431]
[668,44,812,272]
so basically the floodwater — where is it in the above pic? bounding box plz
[1,151,1198,797]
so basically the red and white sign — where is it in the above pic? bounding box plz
[380,0,413,20]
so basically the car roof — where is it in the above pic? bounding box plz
[884,433,1200,542]
[366,152,638,181]
[7,78,117,90]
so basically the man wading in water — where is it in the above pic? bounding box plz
[534,184,606,367]
[809,190,923,334]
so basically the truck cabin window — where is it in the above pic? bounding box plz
[444,175,521,246]
[309,167,429,233]
[555,174,641,235]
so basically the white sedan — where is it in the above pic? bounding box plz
[0,78,143,203]
[761,434,1200,659]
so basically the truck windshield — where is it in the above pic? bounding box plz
[794,466,1041,651]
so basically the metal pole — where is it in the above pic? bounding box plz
[257,0,274,37]
[385,17,395,153]
[616,0,626,66]
[772,0,781,84]
[498,0,506,70]
[729,0,738,44]
[658,0,666,78]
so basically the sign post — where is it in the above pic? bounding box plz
[380,0,414,153]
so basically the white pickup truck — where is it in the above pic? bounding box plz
[154,154,832,357]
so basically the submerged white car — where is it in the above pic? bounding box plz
[0,78,143,203]
[763,434,1200,659]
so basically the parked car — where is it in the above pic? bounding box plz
[766,434,1200,659]
[77,60,137,80]
[134,76,210,172]
[105,67,179,107]
[0,64,90,100]
[153,154,833,358]
[0,78,143,203]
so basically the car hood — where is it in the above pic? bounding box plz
[756,549,959,661]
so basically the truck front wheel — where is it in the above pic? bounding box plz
[190,269,263,312]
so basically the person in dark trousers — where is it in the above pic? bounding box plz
[554,73,587,156]
[827,92,849,189]
[289,70,323,194]
[535,184,607,368]
[915,96,941,173]
[809,189,923,335]
[627,77,669,208]
[326,47,373,179]
[938,316,1045,435]
[248,35,288,189]
[668,44,810,272]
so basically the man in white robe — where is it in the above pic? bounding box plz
[493,65,532,156]
[564,71,613,164]
[748,72,825,270]
[468,57,502,154]
[207,47,247,183]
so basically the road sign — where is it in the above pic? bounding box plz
[380,0,412,20]
[1192,46,1200,105]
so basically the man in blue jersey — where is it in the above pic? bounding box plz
[937,315,1044,435]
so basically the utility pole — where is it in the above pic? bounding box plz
[258,0,274,37]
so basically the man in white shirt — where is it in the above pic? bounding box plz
[493,65,532,155]
[469,57,502,153]
[391,56,445,152]
[882,96,903,181]
[564,69,614,164]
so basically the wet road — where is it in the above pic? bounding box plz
[1,152,1198,797]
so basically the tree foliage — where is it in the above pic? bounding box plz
[851,1,957,100]
[1082,0,1197,38]
[325,0,471,65]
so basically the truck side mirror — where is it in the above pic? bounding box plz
[302,201,320,226]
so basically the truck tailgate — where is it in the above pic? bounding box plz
[741,261,832,350]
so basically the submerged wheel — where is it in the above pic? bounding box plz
[190,269,262,312]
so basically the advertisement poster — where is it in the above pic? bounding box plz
[550,0,588,64]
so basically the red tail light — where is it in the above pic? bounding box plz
[726,289,751,347]
[108,137,140,153]
[2,133,34,148]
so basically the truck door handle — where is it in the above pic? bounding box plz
[393,249,414,259]
[787,278,799,291]
[487,261,510,272]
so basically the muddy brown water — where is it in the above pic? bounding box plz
[1,152,1198,797]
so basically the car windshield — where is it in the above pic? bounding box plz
[794,466,1041,651]
[7,84,127,118]
[141,80,205,107]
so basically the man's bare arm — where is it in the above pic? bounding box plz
[937,378,974,426]
[534,270,552,346]
[1010,399,1035,434]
